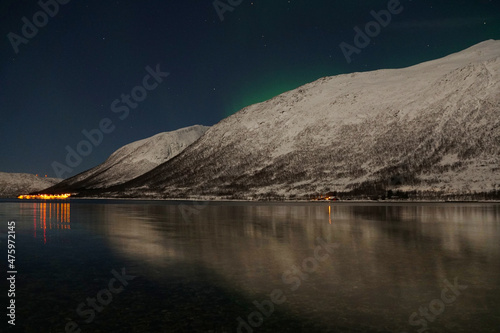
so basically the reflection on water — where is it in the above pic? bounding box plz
[3,200,500,332]
[92,202,500,332]
[19,202,71,244]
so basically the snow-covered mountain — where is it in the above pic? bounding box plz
[56,40,500,200]
[43,125,209,192]
[0,172,62,198]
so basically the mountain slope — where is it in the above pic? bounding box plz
[0,172,62,198]
[44,125,209,192]
[64,40,500,199]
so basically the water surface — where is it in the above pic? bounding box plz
[1,200,499,332]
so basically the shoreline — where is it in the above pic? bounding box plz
[2,197,500,204]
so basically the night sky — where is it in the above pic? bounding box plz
[1,0,499,178]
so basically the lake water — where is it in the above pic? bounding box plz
[1,200,499,333]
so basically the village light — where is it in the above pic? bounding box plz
[18,193,71,200]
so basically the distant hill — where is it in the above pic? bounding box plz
[0,172,62,198]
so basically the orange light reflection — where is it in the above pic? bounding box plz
[25,202,71,244]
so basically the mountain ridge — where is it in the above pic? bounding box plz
[44,40,500,200]
[43,125,209,193]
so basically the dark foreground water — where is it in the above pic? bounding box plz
[1,200,499,333]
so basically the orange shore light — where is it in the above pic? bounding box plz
[18,193,71,200]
